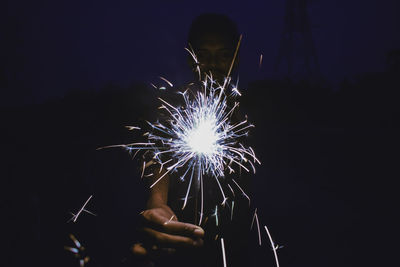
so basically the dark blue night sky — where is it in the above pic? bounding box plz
[2,0,399,106]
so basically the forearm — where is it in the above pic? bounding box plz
[146,168,170,209]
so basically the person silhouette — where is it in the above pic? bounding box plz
[130,13,248,267]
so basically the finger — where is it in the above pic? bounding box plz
[143,227,204,248]
[162,220,204,238]
[132,243,148,257]
[140,209,169,226]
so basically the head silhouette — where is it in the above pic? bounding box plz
[187,13,240,83]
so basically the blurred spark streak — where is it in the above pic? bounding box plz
[199,168,204,225]
[185,45,201,79]
[68,195,96,223]
[221,238,227,267]
[81,209,96,217]
[182,167,195,210]
[223,34,242,91]
[255,211,261,246]
[264,225,281,267]
[259,54,263,69]
[64,246,79,254]
[232,179,250,206]
[159,76,174,87]
[231,78,242,97]
[250,208,257,229]
[230,200,234,220]
[215,176,228,206]
[69,234,81,249]
[250,208,261,245]
[227,184,235,197]
[126,126,141,131]
[97,143,155,151]
[141,161,146,178]
[65,234,90,267]
[213,205,219,226]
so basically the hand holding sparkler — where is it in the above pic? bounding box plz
[132,168,204,258]
[133,204,204,255]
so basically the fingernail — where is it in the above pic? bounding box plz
[193,228,204,237]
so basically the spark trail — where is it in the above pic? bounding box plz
[264,225,281,267]
[221,238,227,267]
[68,195,96,223]
[64,234,90,267]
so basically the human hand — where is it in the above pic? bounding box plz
[132,204,204,257]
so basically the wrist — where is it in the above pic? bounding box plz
[146,194,168,209]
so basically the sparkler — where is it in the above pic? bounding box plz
[97,35,283,267]
[97,36,258,227]
[99,73,260,225]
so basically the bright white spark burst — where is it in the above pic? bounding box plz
[99,74,260,225]
[150,77,259,180]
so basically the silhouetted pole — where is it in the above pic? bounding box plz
[274,0,320,78]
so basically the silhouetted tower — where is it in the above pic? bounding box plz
[274,0,319,78]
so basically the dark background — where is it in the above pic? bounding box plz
[1,0,399,266]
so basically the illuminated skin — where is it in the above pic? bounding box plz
[131,126,206,258]
[132,32,240,260]
[132,169,205,257]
